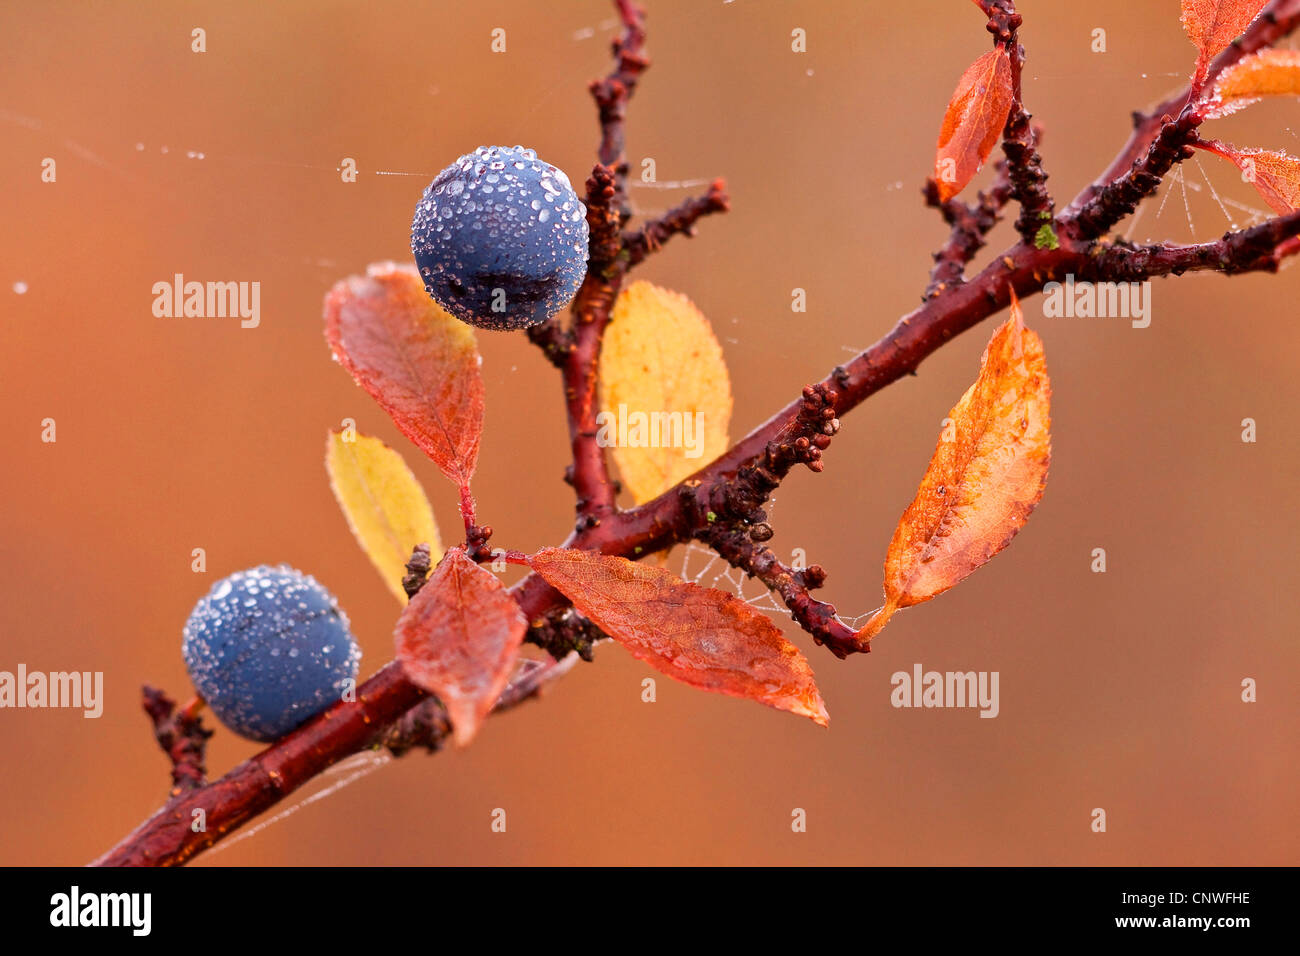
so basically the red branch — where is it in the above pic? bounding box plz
[141,688,212,795]
[924,159,1014,298]
[1065,0,1300,232]
[538,2,654,523]
[95,0,1300,866]
[94,617,573,866]
[624,179,731,266]
[979,0,1054,241]
[593,0,650,209]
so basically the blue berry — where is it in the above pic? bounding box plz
[181,565,361,742]
[411,145,589,331]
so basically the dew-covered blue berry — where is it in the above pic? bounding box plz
[182,565,361,742]
[411,145,589,331]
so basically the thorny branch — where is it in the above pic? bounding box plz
[99,0,1300,866]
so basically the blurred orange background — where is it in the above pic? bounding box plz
[1,0,1296,865]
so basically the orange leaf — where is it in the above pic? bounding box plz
[394,547,526,746]
[857,294,1051,642]
[530,548,828,726]
[934,47,1014,202]
[1208,49,1300,117]
[1201,141,1300,214]
[325,262,484,489]
[1181,0,1270,88]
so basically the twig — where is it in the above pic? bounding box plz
[95,638,578,866]
[96,663,427,866]
[598,220,1300,599]
[541,0,652,525]
[526,608,603,662]
[384,653,579,757]
[699,530,859,657]
[696,383,840,529]
[96,0,1300,867]
[562,167,623,525]
[1071,108,1203,241]
[401,543,433,599]
[1065,0,1300,228]
[624,179,730,266]
[690,383,858,654]
[978,0,1055,242]
[924,160,1014,298]
[1087,210,1300,278]
[593,0,650,214]
[142,687,213,796]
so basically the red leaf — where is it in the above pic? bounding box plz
[394,547,527,746]
[1200,141,1300,214]
[325,262,484,488]
[529,548,829,726]
[1181,0,1270,89]
[934,48,1014,203]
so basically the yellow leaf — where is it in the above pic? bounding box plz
[598,281,733,503]
[857,293,1051,642]
[326,429,442,602]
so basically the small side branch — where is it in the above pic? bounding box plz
[526,608,602,662]
[700,530,861,657]
[531,0,728,530]
[689,384,859,655]
[592,0,650,216]
[542,3,651,526]
[142,687,212,796]
[384,654,578,757]
[924,162,1013,298]
[563,281,621,523]
[979,0,1054,242]
[695,383,840,528]
[401,543,433,599]
[1070,109,1202,240]
[624,179,730,267]
[1066,0,1300,223]
[1087,210,1300,279]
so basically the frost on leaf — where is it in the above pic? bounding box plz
[1200,141,1300,214]
[324,263,484,490]
[598,281,733,503]
[394,548,527,746]
[530,548,828,726]
[1181,0,1270,89]
[857,292,1051,642]
[1207,49,1300,117]
[326,429,441,603]
[933,47,1014,203]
